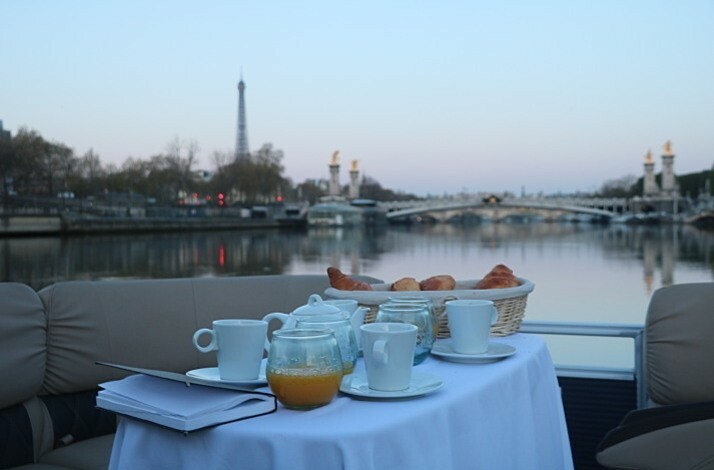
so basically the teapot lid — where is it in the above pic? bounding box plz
[293,294,342,316]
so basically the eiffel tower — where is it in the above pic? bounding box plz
[235,76,249,160]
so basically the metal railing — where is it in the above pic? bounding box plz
[519,320,646,408]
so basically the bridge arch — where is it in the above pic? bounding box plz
[385,199,618,222]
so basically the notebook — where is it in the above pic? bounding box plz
[95,362,277,432]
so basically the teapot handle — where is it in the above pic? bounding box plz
[261,312,290,351]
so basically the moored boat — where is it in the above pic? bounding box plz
[306,202,363,227]
[349,199,388,226]
[686,211,714,228]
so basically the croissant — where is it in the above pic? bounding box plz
[489,264,513,276]
[327,267,373,291]
[474,264,520,289]
[475,275,520,289]
[390,277,421,291]
[419,275,456,291]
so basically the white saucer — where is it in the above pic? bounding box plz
[339,372,444,399]
[431,340,516,363]
[185,367,267,386]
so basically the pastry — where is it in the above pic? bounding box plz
[419,275,456,291]
[489,264,513,276]
[390,277,421,291]
[475,275,520,289]
[474,264,520,289]
[327,267,373,291]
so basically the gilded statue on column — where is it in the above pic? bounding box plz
[663,141,673,155]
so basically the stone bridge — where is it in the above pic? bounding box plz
[379,197,629,222]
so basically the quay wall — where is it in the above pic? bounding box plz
[1,215,281,236]
[1,216,62,235]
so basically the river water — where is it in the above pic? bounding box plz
[3,222,713,369]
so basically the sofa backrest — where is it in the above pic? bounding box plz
[0,283,46,409]
[37,274,378,395]
[646,282,714,406]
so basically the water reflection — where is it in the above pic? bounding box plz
[2,230,296,289]
[2,224,712,304]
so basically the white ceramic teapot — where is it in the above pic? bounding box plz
[262,294,367,349]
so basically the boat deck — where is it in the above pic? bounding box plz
[520,320,643,469]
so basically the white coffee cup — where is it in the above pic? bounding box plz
[445,299,498,354]
[360,322,417,391]
[192,319,268,380]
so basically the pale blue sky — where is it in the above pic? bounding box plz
[2,0,713,196]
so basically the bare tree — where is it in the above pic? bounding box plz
[0,134,15,199]
[599,174,638,198]
[12,128,51,194]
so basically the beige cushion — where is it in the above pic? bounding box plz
[596,418,714,470]
[190,275,336,322]
[646,282,714,405]
[38,275,341,394]
[0,283,46,408]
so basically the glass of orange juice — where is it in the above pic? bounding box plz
[266,329,343,410]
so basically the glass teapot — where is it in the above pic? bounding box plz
[266,328,343,410]
[295,313,358,374]
[375,302,435,365]
[262,294,367,347]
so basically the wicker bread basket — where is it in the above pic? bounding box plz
[324,278,534,337]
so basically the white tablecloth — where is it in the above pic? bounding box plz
[109,334,573,470]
